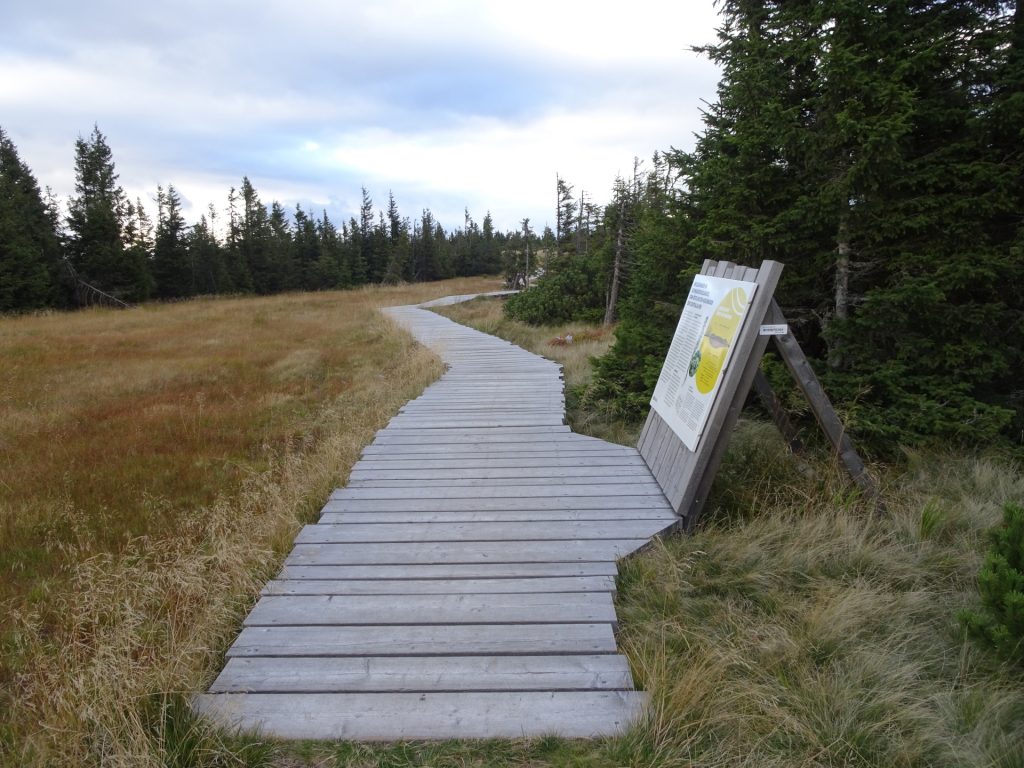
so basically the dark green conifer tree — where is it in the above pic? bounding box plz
[187,208,229,295]
[480,212,500,274]
[345,217,367,284]
[382,192,412,283]
[224,187,253,292]
[0,127,63,311]
[316,211,347,288]
[358,187,377,282]
[237,178,276,294]
[66,125,150,301]
[152,184,192,298]
[292,205,321,291]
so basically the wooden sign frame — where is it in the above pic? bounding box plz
[638,259,876,531]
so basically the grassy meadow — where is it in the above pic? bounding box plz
[0,277,500,765]
[1,289,1022,767]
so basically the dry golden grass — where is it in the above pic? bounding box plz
[0,276,501,767]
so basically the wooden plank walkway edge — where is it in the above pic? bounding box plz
[194,291,676,740]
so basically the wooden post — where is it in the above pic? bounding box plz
[764,300,879,504]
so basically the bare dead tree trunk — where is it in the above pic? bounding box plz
[522,218,532,288]
[604,196,626,326]
[830,204,851,369]
[555,174,561,251]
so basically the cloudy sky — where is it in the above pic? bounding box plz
[1,1,723,233]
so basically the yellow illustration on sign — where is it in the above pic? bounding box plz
[694,286,750,394]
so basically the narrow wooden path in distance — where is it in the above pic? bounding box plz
[195,295,679,740]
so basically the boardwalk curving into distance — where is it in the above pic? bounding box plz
[194,294,679,740]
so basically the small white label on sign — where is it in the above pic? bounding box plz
[759,324,788,336]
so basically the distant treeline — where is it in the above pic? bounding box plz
[507,2,1024,455]
[0,125,540,310]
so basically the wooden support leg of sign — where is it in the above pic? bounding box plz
[763,300,880,506]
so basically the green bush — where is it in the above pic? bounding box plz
[961,502,1024,664]
[504,258,603,325]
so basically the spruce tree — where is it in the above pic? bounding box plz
[267,200,294,292]
[187,210,229,295]
[0,127,63,311]
[238,178,275,294]
[316,211,347,288]
[480,212,500,274]
[223,187,253,292]
[345,217,367,284]
[66,125,150,301]
[292,205,321,291]
[359,187,377,282]
[593,154,697,417]
[382,192,412,283]
[152,184,192,298]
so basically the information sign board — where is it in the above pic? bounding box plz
[650,275,758,451]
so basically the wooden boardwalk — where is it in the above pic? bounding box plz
[194,297,678,740]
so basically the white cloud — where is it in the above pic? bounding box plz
[0,0,723,233]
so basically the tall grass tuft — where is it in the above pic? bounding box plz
[614,445,1024,767]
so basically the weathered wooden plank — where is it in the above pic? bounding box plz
[318,509,678,524]
[262,575,616,595]
[244,592,617,626]
[330,483,665,500]
[346,475,658,489]
[393,416,564,422]
[359,444,637,459]
[637,410,656,455]
[320,495,673,512]
[194,690,646,740]
[387,419,567,429]
[402,398,565,405]
[369,430,614,444]
[286,539,650,566]
[274,562,620,580]
[375,425,571,436]
[295,520,676,544]
[368,434,582,447]
[348,466,649,481]
[356,448,634,460]
[226,622,618,657]
[401,402,564,411]
[353,455,646,470]
[209,655,633,693]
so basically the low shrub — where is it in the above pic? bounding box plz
[961,502,1024,664]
